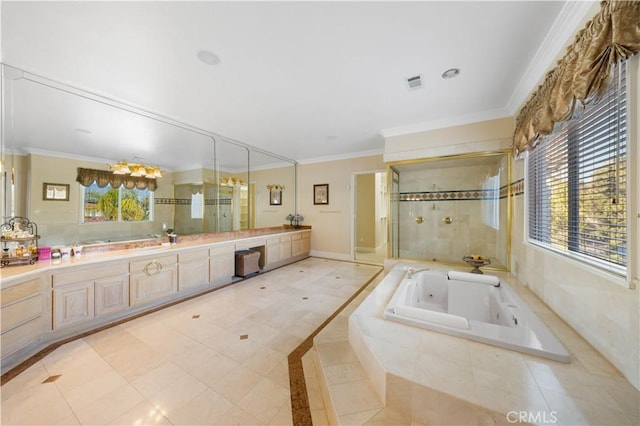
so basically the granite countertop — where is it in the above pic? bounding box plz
[1,226,311,283]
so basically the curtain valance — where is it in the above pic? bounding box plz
[513,0,640,155]
[76,168,158,191]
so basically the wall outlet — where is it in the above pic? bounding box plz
[161,222,168,231]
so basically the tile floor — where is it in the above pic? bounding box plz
[0,258,382,425]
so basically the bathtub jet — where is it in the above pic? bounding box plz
[383,267,570,363]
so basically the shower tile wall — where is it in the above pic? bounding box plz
[397,162,507,268]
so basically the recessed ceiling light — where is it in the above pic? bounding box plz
[75,128,92,134]
[197,50,220,66]
[441,68,461,79]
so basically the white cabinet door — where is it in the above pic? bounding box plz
[301,231,311,254]
[53,282,95,330]
[266,237,281,265]
[210,245,234,286]
[280,240,292,261]
[95,275,129,317]
[179,250,210,291]
[53,261,128,329]
[130,255,178,307]
[179,260,210,291]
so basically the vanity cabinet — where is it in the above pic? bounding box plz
[130,254,178,307]
[52,261,128,330]
[178,249,210,292]
[292,231,311,257]
[210,244,234,286]
[1,274,48,359]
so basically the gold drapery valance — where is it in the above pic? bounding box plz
[76,168,158,191]
[513,0,640,155]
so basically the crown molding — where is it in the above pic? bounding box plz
[296,148,384,165]
[506,1,599,115]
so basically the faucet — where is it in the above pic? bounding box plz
[406,266,429,278]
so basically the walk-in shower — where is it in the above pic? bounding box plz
[389,151,511,270]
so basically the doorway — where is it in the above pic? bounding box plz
[353,171,387,264]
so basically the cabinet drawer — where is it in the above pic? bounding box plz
[1,295,42,333]
[54,262,128,286]
[1,317,43,358]
[130,254,177,274]
[291,233,301,241]
[210,245,234,257]
[301,231,311,239]
[266,237,280,246]
[279,234,292,243]
[178,249,208,263]
[1,278,42,307]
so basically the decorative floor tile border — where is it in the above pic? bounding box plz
[288,265,384,425]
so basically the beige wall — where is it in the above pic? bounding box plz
[298,155,384,259]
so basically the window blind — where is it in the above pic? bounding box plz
[527,60,627,269]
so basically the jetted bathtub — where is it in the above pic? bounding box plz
[382,267,570,362]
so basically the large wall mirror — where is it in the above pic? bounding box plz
[1,65,297,247]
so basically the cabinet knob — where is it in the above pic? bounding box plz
[143,260,163,276]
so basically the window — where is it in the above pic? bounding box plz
[82,183,153,223]
[527,60,627,271]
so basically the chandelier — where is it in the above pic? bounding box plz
[219,176,247,187]
[266,184,284,191]
[109,161,162,179]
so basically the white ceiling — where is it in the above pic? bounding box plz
[1,1,588,170]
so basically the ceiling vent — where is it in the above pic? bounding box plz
[406,75,423,90]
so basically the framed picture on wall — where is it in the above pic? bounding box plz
[270,190,282,206]
[43,183,70,201]
[314,184,329,205]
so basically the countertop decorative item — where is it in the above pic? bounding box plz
[463,255,491,274]
[286,213,304,228]
[1,217,40,267]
